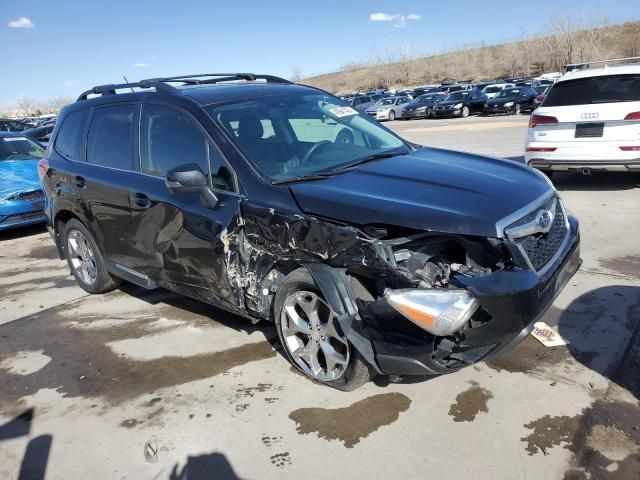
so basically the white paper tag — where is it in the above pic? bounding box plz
[329,107,358,117]
[531,321,569,347]
[4,137,28,142]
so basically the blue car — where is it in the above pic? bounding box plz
[0,132,47,231]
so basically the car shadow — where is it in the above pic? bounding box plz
[556,285,640,401]
[169,451,242,480]
[0,223,47,241]
[118,283,280,348]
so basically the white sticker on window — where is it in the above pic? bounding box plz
[4,137,28,142]
[329,107,358,117]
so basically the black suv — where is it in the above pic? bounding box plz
[39,73,581,390]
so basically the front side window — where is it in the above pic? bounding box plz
[140,104,233,191]
[55,108,90,161]
[87,105,134,170]
[0,137,45,161]
[207,93,407,181]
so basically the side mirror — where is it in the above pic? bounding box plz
[165,164,207,194]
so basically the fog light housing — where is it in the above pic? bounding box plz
[385,289,479,336]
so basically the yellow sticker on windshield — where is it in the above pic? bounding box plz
[329,107,358,117]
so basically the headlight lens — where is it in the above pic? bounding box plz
[453,103,463,109]
[416,106,426,112]
[385,289,479,336]
[504,102,514,107]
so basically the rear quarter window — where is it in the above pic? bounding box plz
[86,105,134,170]
[543,74,640,107]
[54,108,90,161]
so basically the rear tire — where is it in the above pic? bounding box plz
[63,219,121,294]
[274,268,374,391]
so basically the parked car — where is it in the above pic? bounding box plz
[365,96,411,121]
[525,61,640,175]
[532,85,551,110]
[0,119,30,132]
[481,83,515,99]
[412,86,443,97]
[401,93,446,119]
[484,87,538,115]
[433,90,488,117]
[40,73,580,390]
[441,84,472,94]
[0,133,47,231]
[23,125,56,145]
[349,95,376,112]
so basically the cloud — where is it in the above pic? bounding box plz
[369,12,421,28]
[132,63,147,68]
[8,17,34,28]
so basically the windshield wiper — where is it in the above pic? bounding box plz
[330,149,410,172]
[271,172,337,185]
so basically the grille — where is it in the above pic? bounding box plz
[508,197,568,271]
[1,210,45,224]
[7,190,44,201]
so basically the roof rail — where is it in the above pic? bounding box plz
[564,56,640,72]
[76,73,292,101]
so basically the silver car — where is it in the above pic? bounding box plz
[365,96,412,121]
[349,95,376,112]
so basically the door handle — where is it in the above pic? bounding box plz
[132,192,152,209]
[75,176,86,188]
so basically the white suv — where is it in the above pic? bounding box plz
[525,62,640,174]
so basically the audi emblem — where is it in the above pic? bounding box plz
[580,112,600,119]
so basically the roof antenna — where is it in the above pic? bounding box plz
[123,76,135,93]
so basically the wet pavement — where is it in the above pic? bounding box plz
[1,116,639,480]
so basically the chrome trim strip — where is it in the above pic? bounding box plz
[505,198,557,239]
[494,189,555,238]
[114,263,149,280]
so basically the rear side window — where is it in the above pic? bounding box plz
[55,108,90,161]
[543,74,640,107]
[87,105,134,170]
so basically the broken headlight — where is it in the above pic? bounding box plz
[384,289,479,336]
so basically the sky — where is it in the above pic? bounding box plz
[1,0,639,108]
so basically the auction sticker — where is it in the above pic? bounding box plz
[329,107,358,117]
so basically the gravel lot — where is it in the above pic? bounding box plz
[1,115,639,480]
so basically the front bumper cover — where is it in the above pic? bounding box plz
[363,214,581,375]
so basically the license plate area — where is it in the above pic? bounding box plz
[575,122,604,138]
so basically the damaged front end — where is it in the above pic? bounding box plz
[225,194,580,377]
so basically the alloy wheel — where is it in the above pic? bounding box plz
[281,291,350,382]
[67,229,97,285]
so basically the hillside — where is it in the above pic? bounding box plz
[303,21,640,93]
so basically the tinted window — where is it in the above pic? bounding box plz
[55,108,90,161]
[87,105,133,169]
[140,104,233,191]
[544,74,640,106]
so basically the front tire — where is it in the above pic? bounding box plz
[461,106,470,117]
[514,104,521,115]
[63,219,121,294]
[388,110,396,121]
[274,269,374,391]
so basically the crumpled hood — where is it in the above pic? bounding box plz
[289,147,551,238]
[0,160,42,200]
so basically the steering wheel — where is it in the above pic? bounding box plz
[301,140,333,164]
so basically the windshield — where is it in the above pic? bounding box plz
[206,93,407,181]
[0,137,45,161]
[444,92,466,102]
[543,74,640,106]
[376,98,396,106]
[496,89,520,98]
[415,95,440,104]
[483,86,503,93]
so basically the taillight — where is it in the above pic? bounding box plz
[526,147,557,152]
[624,112,640,120]
[619,146,640,151]
[529,114,558,128]
[37,158,49,182]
